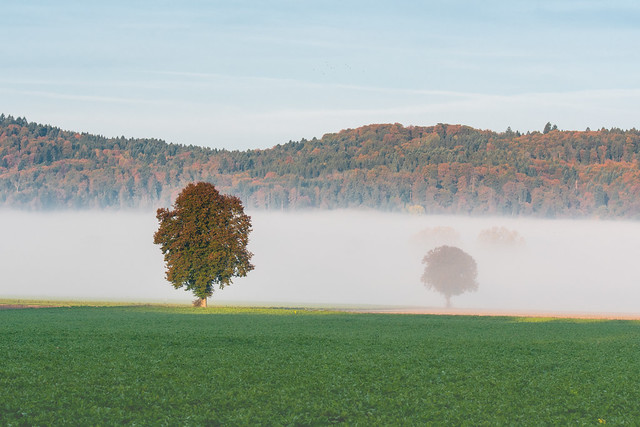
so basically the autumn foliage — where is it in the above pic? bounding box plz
[153,182,254,306]
[3,115,640,218]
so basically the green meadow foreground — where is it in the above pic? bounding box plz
[2,305,640,425]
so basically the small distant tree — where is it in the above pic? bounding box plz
[421,245,478,308]
[477,226,525,248]
[543,122,558,134]
[153,182,254,307]
[410,226,461,249]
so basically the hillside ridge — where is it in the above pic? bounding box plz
[1,114,639,218]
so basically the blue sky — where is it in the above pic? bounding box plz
[2,0,639,149]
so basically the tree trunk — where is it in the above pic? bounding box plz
[193,298,207,308]
[445,295,451,308]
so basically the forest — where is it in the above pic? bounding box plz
[1,114,640,218]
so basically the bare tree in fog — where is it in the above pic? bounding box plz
[421,245,478,308]
[154,182,254,307]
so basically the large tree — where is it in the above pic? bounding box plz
[153,182,254,307]
[421,245,478,308]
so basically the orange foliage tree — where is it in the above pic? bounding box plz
[153,182,254,307]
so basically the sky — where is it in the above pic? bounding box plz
[2,0,640,150]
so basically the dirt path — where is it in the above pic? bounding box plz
[0,304,61,310]
[344,307,640,320]
[1,303,638,320]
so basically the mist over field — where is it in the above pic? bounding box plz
[1,209,639,314]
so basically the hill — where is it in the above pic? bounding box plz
[1,114,640,218]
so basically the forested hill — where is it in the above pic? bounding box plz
[2,114,640,218]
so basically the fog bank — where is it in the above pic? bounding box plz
[1,209,639,314]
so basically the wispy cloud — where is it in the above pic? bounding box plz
[247,88,640,119]
[146,70,483,98]
[0,87,161,106]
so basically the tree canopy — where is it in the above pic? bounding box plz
[153,182,254,306]
[421,245,478,308]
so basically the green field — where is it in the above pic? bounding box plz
[1,305,639,425]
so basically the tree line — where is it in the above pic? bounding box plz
[1,114,640,218]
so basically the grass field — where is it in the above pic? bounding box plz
[1,305,640,425]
